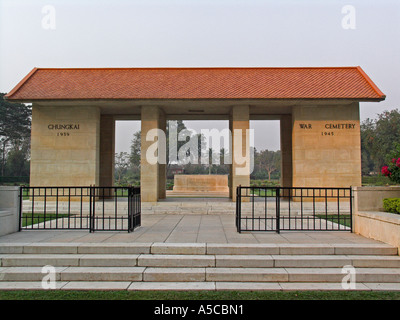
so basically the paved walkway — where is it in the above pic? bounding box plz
[0,214,382,245]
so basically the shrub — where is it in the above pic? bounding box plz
[383,198,400,214]
[381,143,400,184]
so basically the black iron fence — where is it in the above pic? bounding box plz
[236,186,352,233]
[19,186,141,232]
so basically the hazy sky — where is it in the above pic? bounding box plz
[1,0,399,153]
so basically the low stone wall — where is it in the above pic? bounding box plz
[0,186,20,237]
[353,186,400,252]
[354,211,400,252]
[172,175,229,193]
[353,186,400,212]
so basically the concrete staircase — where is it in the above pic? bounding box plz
[0,242,399,291]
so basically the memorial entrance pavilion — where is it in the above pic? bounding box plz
[6,67,385,202]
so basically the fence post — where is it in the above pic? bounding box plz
[276,187,280,234]
[128,186,133,233]
[236,185,241,233]
[89,185,94,233]
[350,187,353,233]
[18,187,23,231]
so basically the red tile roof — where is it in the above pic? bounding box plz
[5,67,385,101]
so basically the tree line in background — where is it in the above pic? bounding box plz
[1,89,400,187]
[361,109,400,176]
[114,120,282,186]
[0,93,31,183]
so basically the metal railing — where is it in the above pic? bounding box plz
[236,186,352,233]
[19,186,141,232]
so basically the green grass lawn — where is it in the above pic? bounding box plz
[316,214,351,227]
[21,213,70,227]
[0,290,400,300]
[249,189,277,197]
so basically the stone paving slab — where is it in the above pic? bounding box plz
[206,268,289,282]
[363,283,400,291]
[61,281,132,290]
[151,243,206,255]
[0,267,68,281]
[138,254,215,267]
[0,281,68,290]
[79,254,139,267]
[278,282,372,291]
[272,255,352,268]
[333,244,398,255]
[0,281,398,291]
[128,282,216,291]
[206,244,280,255]
[278,244,335,255]
[215,255,274,268]
[143,267,206,282]
[24,243,81,254]
[0,214,389,246]
[349,255,400,268]
[77,243,152,254]
[1,254,83,267]
[215,282,281,291]
[60,267,145,282]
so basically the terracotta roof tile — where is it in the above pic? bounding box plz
[5,67,385,101]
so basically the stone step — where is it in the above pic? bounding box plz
[1,266,399,283]
[0,243,396,256]
[1,281,399,291]
[2,254,400,268]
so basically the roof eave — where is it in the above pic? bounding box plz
[5,97,386,104]
[5,67,39,100]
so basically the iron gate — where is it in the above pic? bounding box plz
[236,186,352,233]
[19,186,141,232]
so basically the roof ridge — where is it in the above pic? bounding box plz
[32,66,359,71]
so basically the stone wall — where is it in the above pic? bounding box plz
[292,103,361,188]
[0,186,20,236]
[30,105,101,186]
[353,186,400,252]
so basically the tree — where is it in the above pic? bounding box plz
[254,149,281,181]
[4,142,30,177]
[129,131,141,170]
[360,109,400,174]
[360,118,376,175]
[0,93,31,178]
[114,152,130,185]
[381,143,400,184]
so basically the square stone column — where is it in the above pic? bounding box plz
[30,105,100,187]
[141,106,165,202]
[158,111,167,199]
[99,115,115,187]
[230,105,251,202]
[280,114,293,188]
[292,103,362,188]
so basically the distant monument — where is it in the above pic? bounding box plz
[170,175,229,197]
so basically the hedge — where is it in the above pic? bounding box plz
[383,198,400,214]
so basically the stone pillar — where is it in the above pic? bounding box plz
[230,105,251,201]
[140,106,163,202]
[30,105,100,187]
[280,115,293,188]
[99,115,115,187]
[158,111,167,199]
[292,103,362,188]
